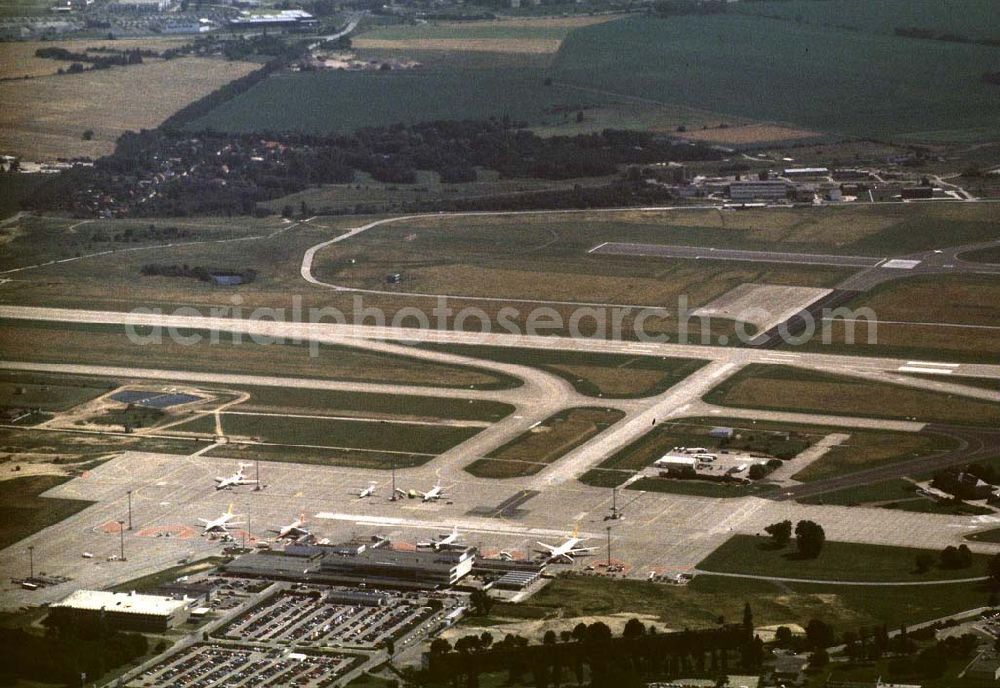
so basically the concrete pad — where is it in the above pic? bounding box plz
[693,283,832,333]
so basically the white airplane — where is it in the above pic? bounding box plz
[416,483,444,502]
[535,529,597,564]
[418,526,462,550]
[198,504,242,535]
[271,514,309,539]
[214,463,258,491]
[353,482,378,499]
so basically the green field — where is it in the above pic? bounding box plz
[795,480,992,516]
[960,245,1000,264]
[0,319,518,391]
[466,407,623,478]
[173,412,481,455]
[0,371,112,412]
[551,13,1000,142]
[418,344,706,398]
[698,535,992,583]
[966,528,1000,544]
[0,426,202,461]
[0,476,93,550]
[488,572,995,632]
[704,364,1000,427]
[735,0,1000,42]
[899,374,1000,393]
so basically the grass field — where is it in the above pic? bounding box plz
[899,374,1000,393]
[698,535,992,583]
[466,407,623,478]
[966,528,1000,544]
[488,572,995,632]
[960,246,1000,264]
[0,38,191,80]
[0,57,257,160]
[735,0,1000,42]
[704,364,1000,427]
[551,13,1000,142]
[417,344,706,398]
[0,371,111,412]
[0,475,93,550]
[791,430,955,482]
[795,480,992,516]
[0,425,202,462]
[0,319,516,391]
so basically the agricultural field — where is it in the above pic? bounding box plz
[697,535,993,583]
[734,0,1000,42]
[550,13,1000,142]
[0,38,191,80]
[466,407,623,479]
[0,57,257,160]
[0,320,516,390]
[704,365,1000,427]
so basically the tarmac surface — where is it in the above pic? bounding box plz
[588,242,884,268]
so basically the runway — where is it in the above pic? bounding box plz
[588,242,885,268]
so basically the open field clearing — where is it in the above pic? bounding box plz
[799,480,993,516]
[698,535,993,583]
[417,344,706,398]
[490,573,996,631]
[705,365,1000,427]
[735,0,1000,42]
[0,425,200,462]
[0,320,516,390]
[672,123,822,145]
[202,442,431,469]
[960,246,1000,264]
[0,38,190,79]
[0,57,257,160]
[551,14,1000,142]
[579,416,949,488]
[0,476,93,550]
[852,275,1000,328]
[0,371,110,412]
[467,407,624,479]
[171,412,481,456]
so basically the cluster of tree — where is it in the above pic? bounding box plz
[37,46,146,73]
[0,617,149,686]
[219,34,308,62]
[653,0,728,16]
[747,459,782,480]
[27,120,723,217]
[763,519,825,558]
[424,615,759,688]
[90,224,191,243]
[140,263,257,283]
[895,26,1000,47]
[885,633,981,680]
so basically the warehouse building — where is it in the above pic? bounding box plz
[49,590,190,632]
[729,180,790,203]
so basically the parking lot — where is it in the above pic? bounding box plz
[218,586,453,650]
[126,644,361,688]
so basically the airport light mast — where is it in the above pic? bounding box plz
[606,526,612,568]
[28,545,34,580]
[127,490,133,530]
[118,520,126,562]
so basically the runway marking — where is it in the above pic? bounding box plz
[905,361,961,368]
[313,512,596,539]
[897,366,954,375]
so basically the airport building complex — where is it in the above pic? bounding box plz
[49,590,190,631]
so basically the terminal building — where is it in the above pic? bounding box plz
[223,541,476,589]
[49,590,190,632]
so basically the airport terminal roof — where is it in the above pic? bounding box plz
[52,590,188,616]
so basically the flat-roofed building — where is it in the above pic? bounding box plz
[729,180,790,203]
[49,590,190,631]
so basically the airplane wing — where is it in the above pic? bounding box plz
[197,518,211,524]
[536,542,557,552]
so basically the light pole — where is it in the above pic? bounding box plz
[28,545,34,580]
[390,458,397,501]
[127,490,133,530]
[255,458,261,491]
[118,520,126,562]
[606,526,612,568]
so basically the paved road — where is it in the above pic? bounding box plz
[589,242,884,268]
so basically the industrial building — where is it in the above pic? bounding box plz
[223,541,476,589]
[729,180,790,203]
[48,590,190,631]
[228,9,317,30]
[653,454,698,476]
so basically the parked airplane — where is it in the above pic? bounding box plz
[214,463,258,490]
[535,529,597,564]
[198,504,242,535]
[271,514,309,539]
[395,482,445,502]
[418,526,462,550]
[353,482,378,499]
